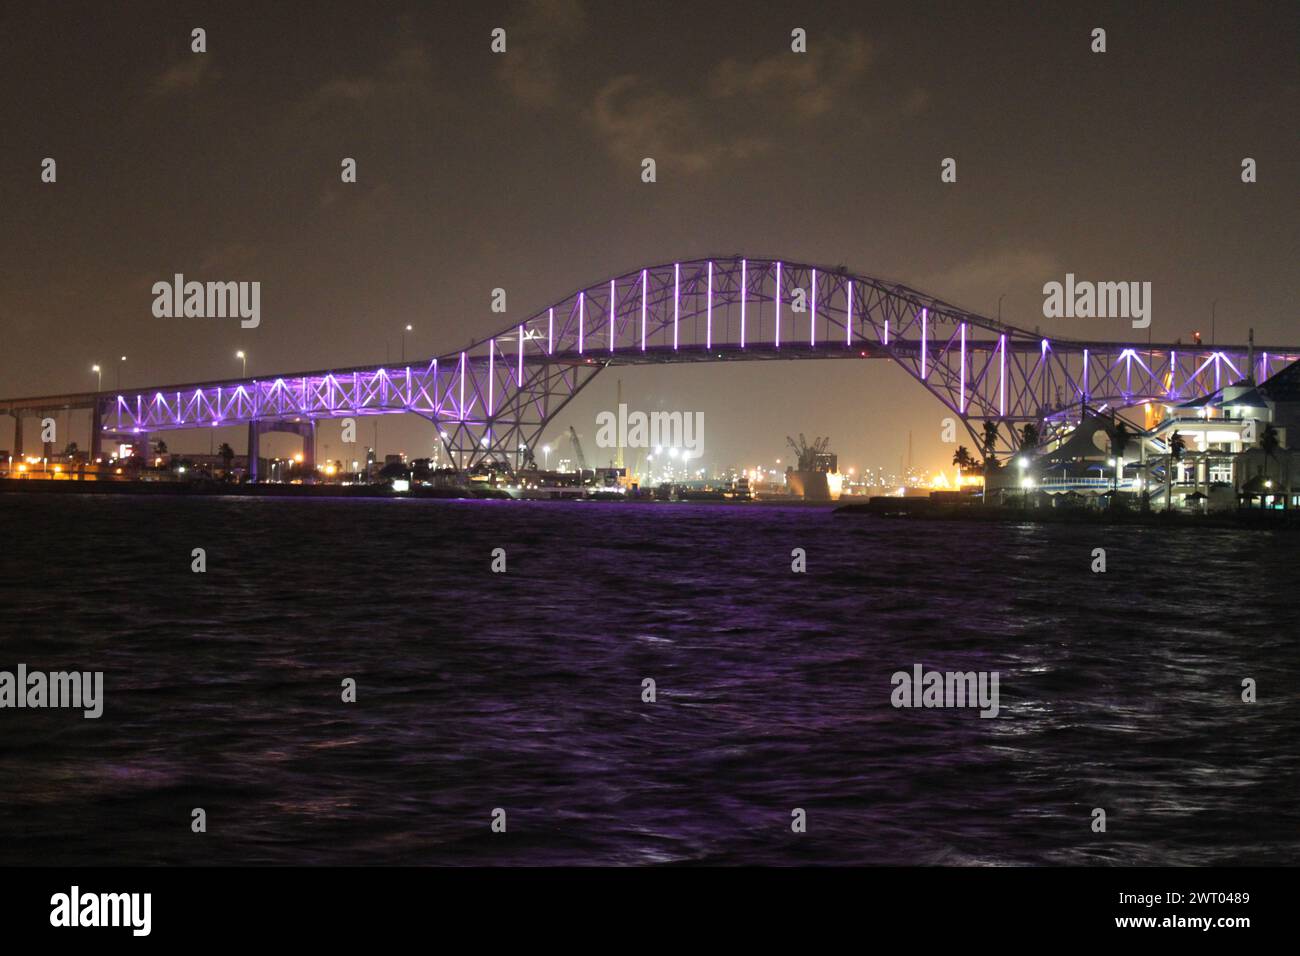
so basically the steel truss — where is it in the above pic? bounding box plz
[91,256,1299,466]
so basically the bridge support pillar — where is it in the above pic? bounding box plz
[296,421,316,474]
[248,422,261,482]
[10,412,22,459]
[90,403,103,462]
[247,420,315,482]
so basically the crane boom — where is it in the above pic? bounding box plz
[569,426,588,471]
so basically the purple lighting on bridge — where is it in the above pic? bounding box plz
[920,308,928,379]
[77,257,1290,475]
[706,260,713,350]
[673,263,680,350]
[774,261,782,348]
[846,279,853,346]
[999,333,1006,416]
[959,322,966,411]
[578,292,585,353]
[810,269,817,347]
[740,259,747,348]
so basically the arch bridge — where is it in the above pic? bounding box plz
[3,256,1295,472]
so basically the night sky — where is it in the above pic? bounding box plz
[1,0,1295,474]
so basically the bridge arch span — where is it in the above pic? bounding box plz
[15,255,1292,470]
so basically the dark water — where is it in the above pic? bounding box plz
[1,493,1296,866]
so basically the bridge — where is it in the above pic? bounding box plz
[3,255,1297,474]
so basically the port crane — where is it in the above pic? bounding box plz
[568,426,588,472]
[786,434,830,471]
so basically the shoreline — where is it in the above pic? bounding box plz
[0,478,830,506]
[3,479,1290,526]
[834,499,1297,529]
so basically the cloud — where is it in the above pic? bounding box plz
[300,42,434,117]
[150,56,216,96]
[900,87,930,117]
[319,182,396,229]
[591,75,768,174]
[197,242,260,274]
[497,0,588,106]
[915,249,1063,318]
[709,33,874,118]
[587,31,876,174]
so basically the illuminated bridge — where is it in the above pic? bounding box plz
[3,255,1296,474]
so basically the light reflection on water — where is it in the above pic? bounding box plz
[0,494,1296,865]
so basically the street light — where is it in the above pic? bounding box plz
[117,356,126,389]
[402,324,413,363]
[236,350,246,376]
[91,364,101,391]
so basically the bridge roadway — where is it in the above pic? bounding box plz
[3,256,1296,469]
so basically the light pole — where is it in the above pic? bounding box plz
[117,356,126,389]
[543,444,551,470]
[402,324,412,363]
[997,293,1006,323]
[91,364,101,391]
[236,350,247,376]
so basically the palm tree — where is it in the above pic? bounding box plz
[952,445,977,479]
[1259,423,1281,508]
[1165,430,1185,511]
[1019,423,1040,451]
[217,442,235,479]
[1259,423,1280,459]
[981,421,1000,503]
[1110,420,1132,506]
